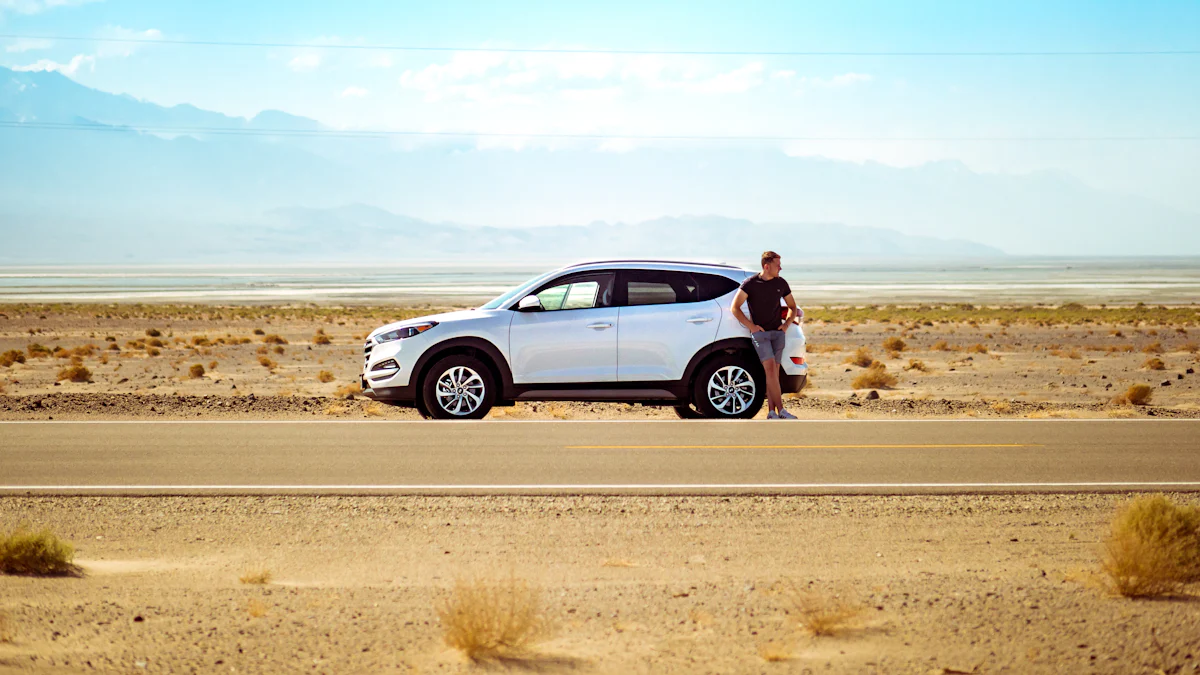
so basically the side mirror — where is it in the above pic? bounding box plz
[517,295,543,312]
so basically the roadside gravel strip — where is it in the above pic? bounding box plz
[3,393,1198,420]
[2,494,1199,673]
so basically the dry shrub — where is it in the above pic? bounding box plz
[851,362,897,390]
[903,359,928,372]
[931,340,953,351]
[0,610,13,643]
[1182,342,1199,354]
[1120,384,1154,406]
[806,343,842,353]
[272,345,285,355]
[26,343,51,359]
[317,370,335,383]
[324,402,348,415]
[1101,495,1200,597]
[239,569,272,585]
[1051,349,1082,359]
[846,347,874,368]
[145,328,161,337]
[967,343,988,354]
[437,576,552,662]
[783,585,865,637]
[72,344,96,358]
[313,333,332,345]
[257,356,278,370]
[601,558,639,568]
[255,345,268,355]
[191,335,210,347]
[0,350,25,367]
[146,347,161,357]
[0,526,77,576]
[1142,341,1164,354]
[262,334,288,345]
[365,402,383,417]
[107,343,120,352]
[1142,357,1166,371]
[247,599,268,618]
[56,365,91,383]
[881,336,906,352]
[990,400,1013,414]
[253,328,265,336]
[335,383,362,397]
[188,364,206,379]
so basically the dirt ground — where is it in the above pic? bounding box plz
[1,305,1198,420]
[2,494,1199,674]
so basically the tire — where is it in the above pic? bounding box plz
[672,404,704,419]
[419,355,496,420]
[692,353,765,419]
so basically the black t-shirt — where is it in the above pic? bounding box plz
[739,273,791,331]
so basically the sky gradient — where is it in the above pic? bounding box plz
[3,0,1199,213]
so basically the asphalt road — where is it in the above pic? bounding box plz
[1,419,1198,496]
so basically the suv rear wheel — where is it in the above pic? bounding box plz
[420,355,496,420]
[692,354,765,419]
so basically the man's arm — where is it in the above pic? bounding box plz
[730,289,764,333]
[782,293,800,327]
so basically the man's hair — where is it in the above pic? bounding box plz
[761,251,781,267]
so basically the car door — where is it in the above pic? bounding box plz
[615,270,727,381]
[508,271,618,383]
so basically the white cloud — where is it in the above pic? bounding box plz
[771,69,796,80]
[559,86,622,104]
[0,0,100,14]
[94,26,163,58]
[288,53,322,72]
[362,52,393,69]
[340,86,368,98]
[803,72,873,88]
[677,62,764,94]
[5,37,54,53]
[12,53,94,74]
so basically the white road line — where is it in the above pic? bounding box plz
[0,419,1196,425]
[5,482,1200,490]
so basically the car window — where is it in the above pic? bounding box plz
[621,270,700,306]
[530,272,614,311]
[694,273,740,301]
[562,281,600,309]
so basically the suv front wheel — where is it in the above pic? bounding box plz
[420,355,496,420]
[692,354,765,419]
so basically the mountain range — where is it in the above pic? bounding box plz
[3,65,1197,262]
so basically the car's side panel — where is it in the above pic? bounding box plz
[616,300,721,381]
[508,307,619,383]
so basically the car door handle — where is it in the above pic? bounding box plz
[686,317,714,323]
[586,322,613,329]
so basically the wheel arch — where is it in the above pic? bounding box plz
[411,337,514,400]
[681,337,762,392]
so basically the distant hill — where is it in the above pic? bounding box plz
[2,65,1197,260]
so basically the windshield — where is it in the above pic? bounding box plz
[478,269,560,310]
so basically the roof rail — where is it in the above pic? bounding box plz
[562,259,742,270]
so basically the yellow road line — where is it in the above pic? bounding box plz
[566,444,1043,449]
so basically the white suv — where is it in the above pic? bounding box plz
[361,261,808,419]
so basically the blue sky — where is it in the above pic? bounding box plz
[3,0,1199,212]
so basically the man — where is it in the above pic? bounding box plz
[731,251,800,420]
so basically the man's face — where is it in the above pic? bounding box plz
[764,257,782,276]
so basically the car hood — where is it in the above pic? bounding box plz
[368,308,501,340]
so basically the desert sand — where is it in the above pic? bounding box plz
[1,304,1197,419]
[2,494,1199,674]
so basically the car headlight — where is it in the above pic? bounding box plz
[374,321,438,343]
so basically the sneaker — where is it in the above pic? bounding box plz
[766,410,780,419]
[778,409,798,420]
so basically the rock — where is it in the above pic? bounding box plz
[1188,368,1195,375]
[866,390,880,400]
[848,392,857,399]
[1161,381,1171,387]
[1179,374,1185,380]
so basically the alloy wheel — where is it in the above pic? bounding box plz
[435,366,486,416]
[706,365,756,415]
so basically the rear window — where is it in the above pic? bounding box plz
[694,273,740,301]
